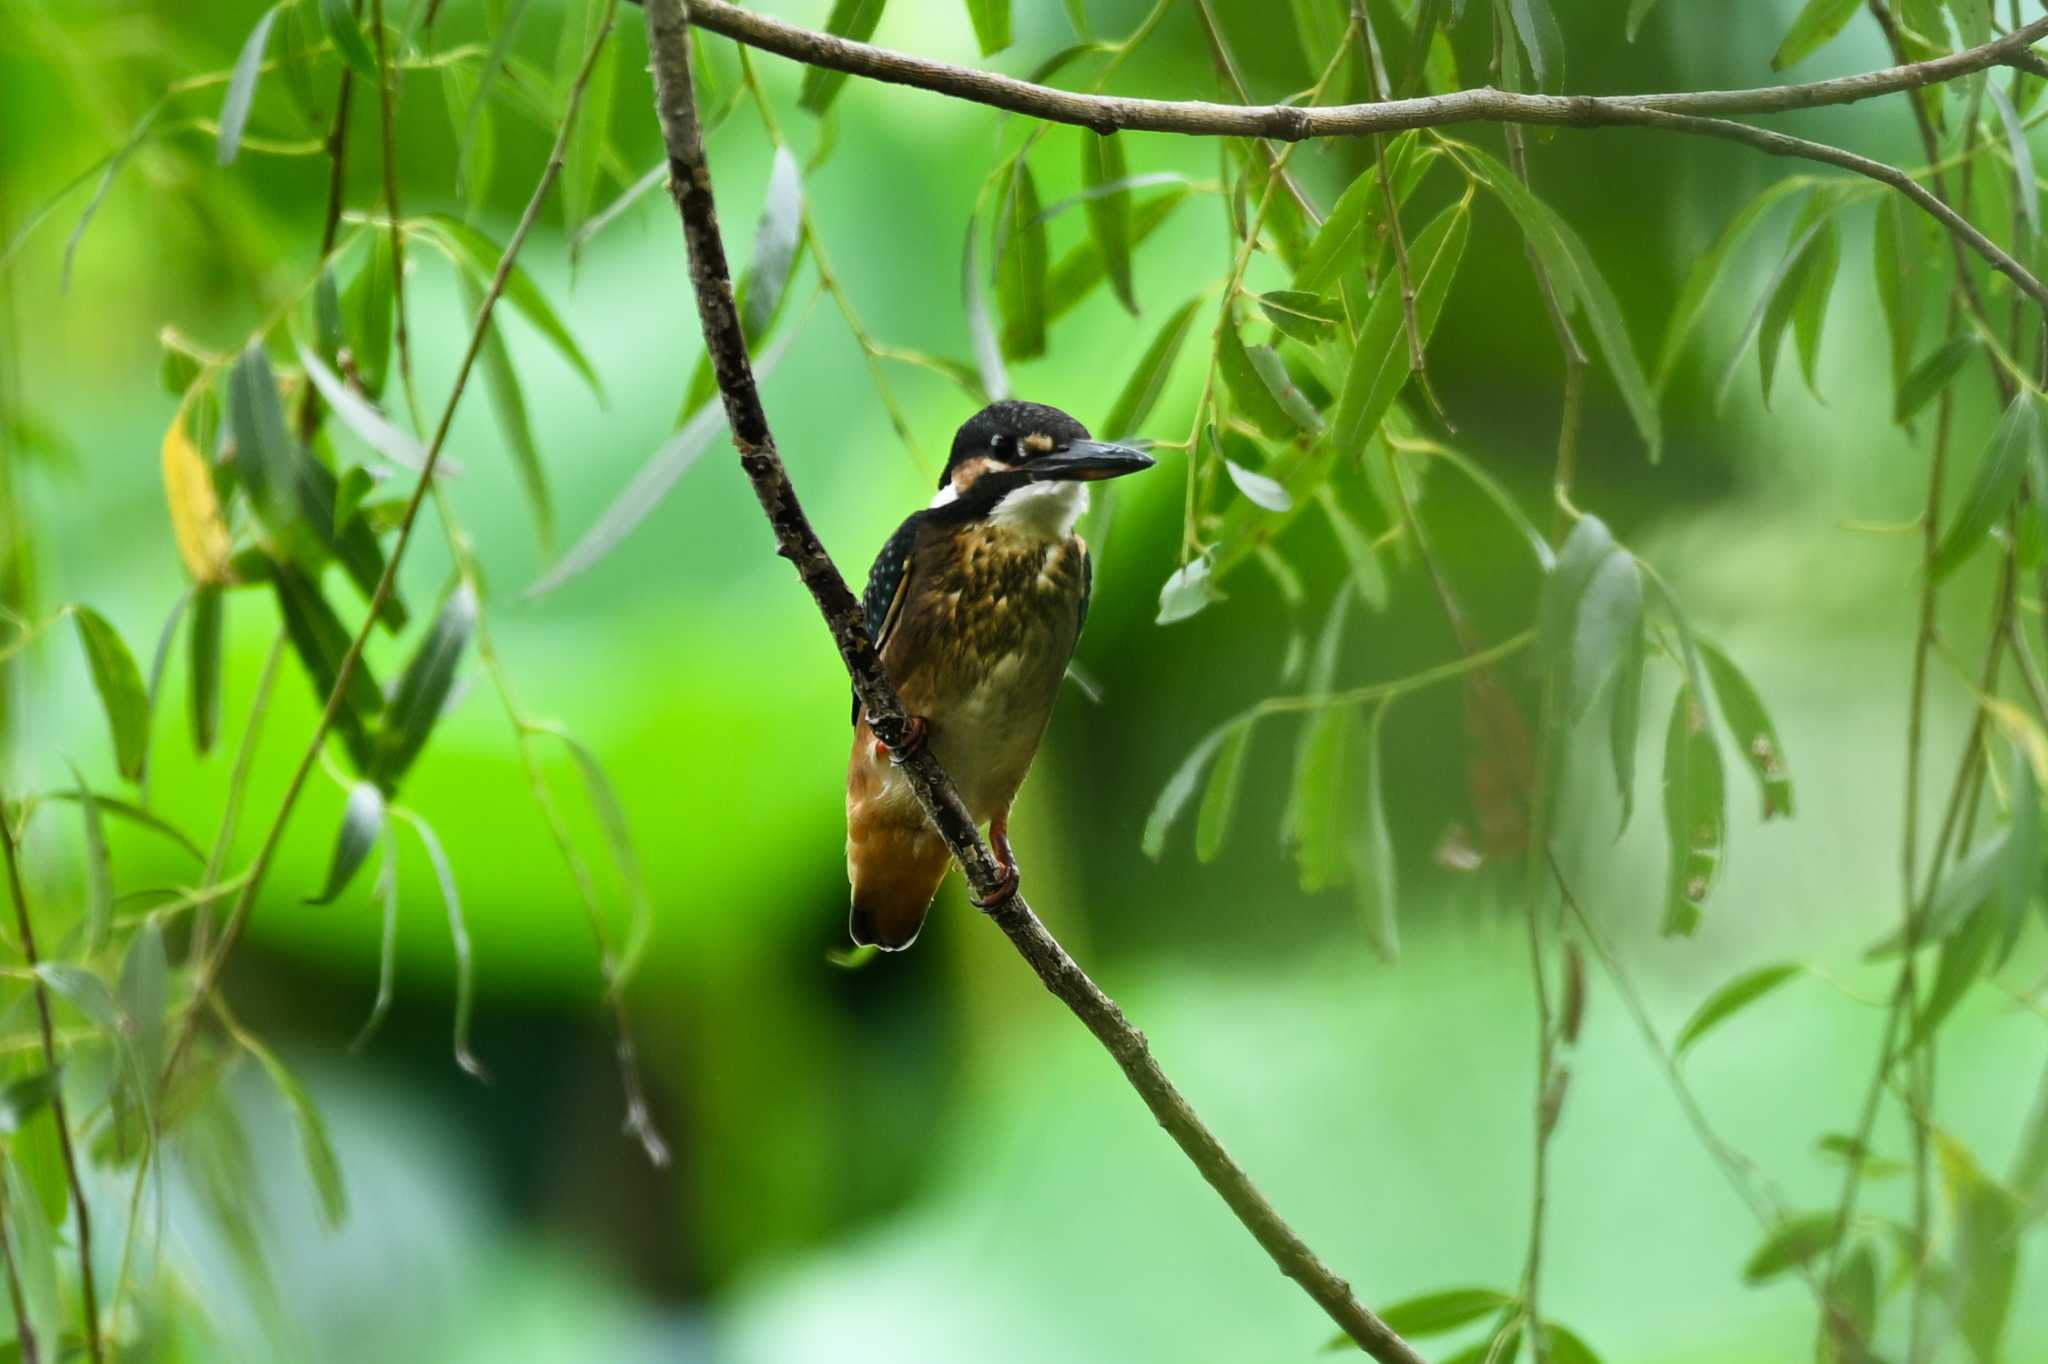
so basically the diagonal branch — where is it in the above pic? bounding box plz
[641,4,1423,1361]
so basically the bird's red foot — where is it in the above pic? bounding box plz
[971,815,1020,908]
[870,713,929,765]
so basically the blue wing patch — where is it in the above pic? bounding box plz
[853,512,922,725]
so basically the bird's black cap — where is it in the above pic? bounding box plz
[942,401,1095,489]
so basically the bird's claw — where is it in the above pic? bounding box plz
[870,713,929,765]
[970,860,1020,909]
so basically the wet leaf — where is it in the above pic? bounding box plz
[1101,295,1201,440]
[1932,389,2042,581]
[1697,639,1794,819]
[307,782,386,905]
[1079,131,1134,313]
[1673,963,1801,1057]
[800,0,888,113]
[73,606,150,782]
[1195,718,1253,862]
[370,584,477,790]
[218,4,283,165]
[1661,682,1725,935]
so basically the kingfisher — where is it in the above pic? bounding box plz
[845,400,1154,950]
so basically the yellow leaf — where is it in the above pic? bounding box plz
[162,401,229,583]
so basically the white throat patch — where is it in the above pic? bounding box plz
[988,479,1088,540]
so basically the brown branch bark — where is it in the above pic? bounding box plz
[641,4,1423,1360]
[682,0,2046,134]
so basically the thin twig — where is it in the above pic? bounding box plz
[1357,1,1446,427]
[163,0,624,1084]
[641,6,1424,1360]
[189,631,285,968]
[299,12,359,444]
[0,794,102,1364]
[0,1166,36,1364]
[369,0,424,431]
[1190,0,1322,229]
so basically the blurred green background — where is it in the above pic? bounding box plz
[3,0,2046,1358]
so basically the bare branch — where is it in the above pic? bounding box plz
[643,4,1425,1360]
[682,0,2048,136]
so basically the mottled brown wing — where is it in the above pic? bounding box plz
[852,511,923,724]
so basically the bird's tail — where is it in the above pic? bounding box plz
[847,821,952,951]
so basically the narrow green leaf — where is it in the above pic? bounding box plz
[800,0,888,112]
[964,213,1012,401]
[34,964,125,1035]
[1353,701,1399,961]
[1258,289,1341,345]
[1932,390,2042,581]
[1626,0,1664,40]
[1049,187,1188,323]
[557,0,617,237]
[1156,557,1217,625]
[1697,638,1794,819]
[1462,146,1660,457]
[0,1073,57,1136]
[1758,205,1839,405]
[73,606,150,782]
[5,1155,57,1351]
[418,215,602,396]
[539,725,652,984]
[318,0,378,78]
[1789,215,1839,396]
[68,766,111,956]
[1249,345,1323,433]
[1080,131,1134,313]
[1537,515,1616,667]
[218,4,283,166]
[1507,0,1565,90]
[44,791,202,862]
[270,565,381,771]
[2000,745,2038,962]
[993,162,1048,360]
[228,344,314,562]
[1772,0,1863,69]
[243,1036,348,1227]
[1989,84,2038,246]
[1330,200,1470,457]
[1102,295,1201,439]
[1143,722,1234,858]
[1439,1328,1521,1364]
[1894,335,1978,426]
[1195,718,1254,862]
[1743,1211,1841,1282]
[370,584,477,790]
[1874,194,1934,412]
[458,274,554,555]
[190,585,223,757]
[1939,1134,2019,1363]
[1543,1323,1604,1364]
[1909,898,1999,1048]
[1220,308,1298,439]
[1294,134,1427,297]
[397,811,487,1079]
[1662,682,1725,935]
[1377,1288,1517,1337]
[344,233,394,399]
[119,921,168,1109]
[1566,550,1642,722]
[1673,963,1801,1057]
[295,342,429,473]
[308,782,386,905]
[1609,609,1645,833]
[966,0,1012,55]
[1654,176,1802,387]
[1318,487,1388,611]
[1294,706,1357,893]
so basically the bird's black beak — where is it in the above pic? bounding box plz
[1029,440,1156,482]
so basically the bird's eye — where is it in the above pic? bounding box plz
[990,433,1011,455]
